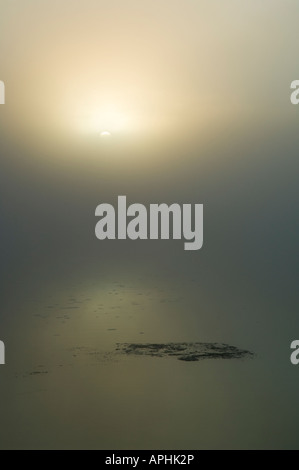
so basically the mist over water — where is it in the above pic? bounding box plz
[0,0,299,449]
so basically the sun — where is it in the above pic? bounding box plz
[100,131,111,137]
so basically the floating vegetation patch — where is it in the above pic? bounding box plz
[116,342,253,362]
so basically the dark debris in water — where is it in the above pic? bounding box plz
[116,342,253,362]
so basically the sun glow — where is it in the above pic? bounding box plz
[74,103,133,136]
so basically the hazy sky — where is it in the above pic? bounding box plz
[1,0,298,293]
[0,0,298,293]
[1,1,299,159]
